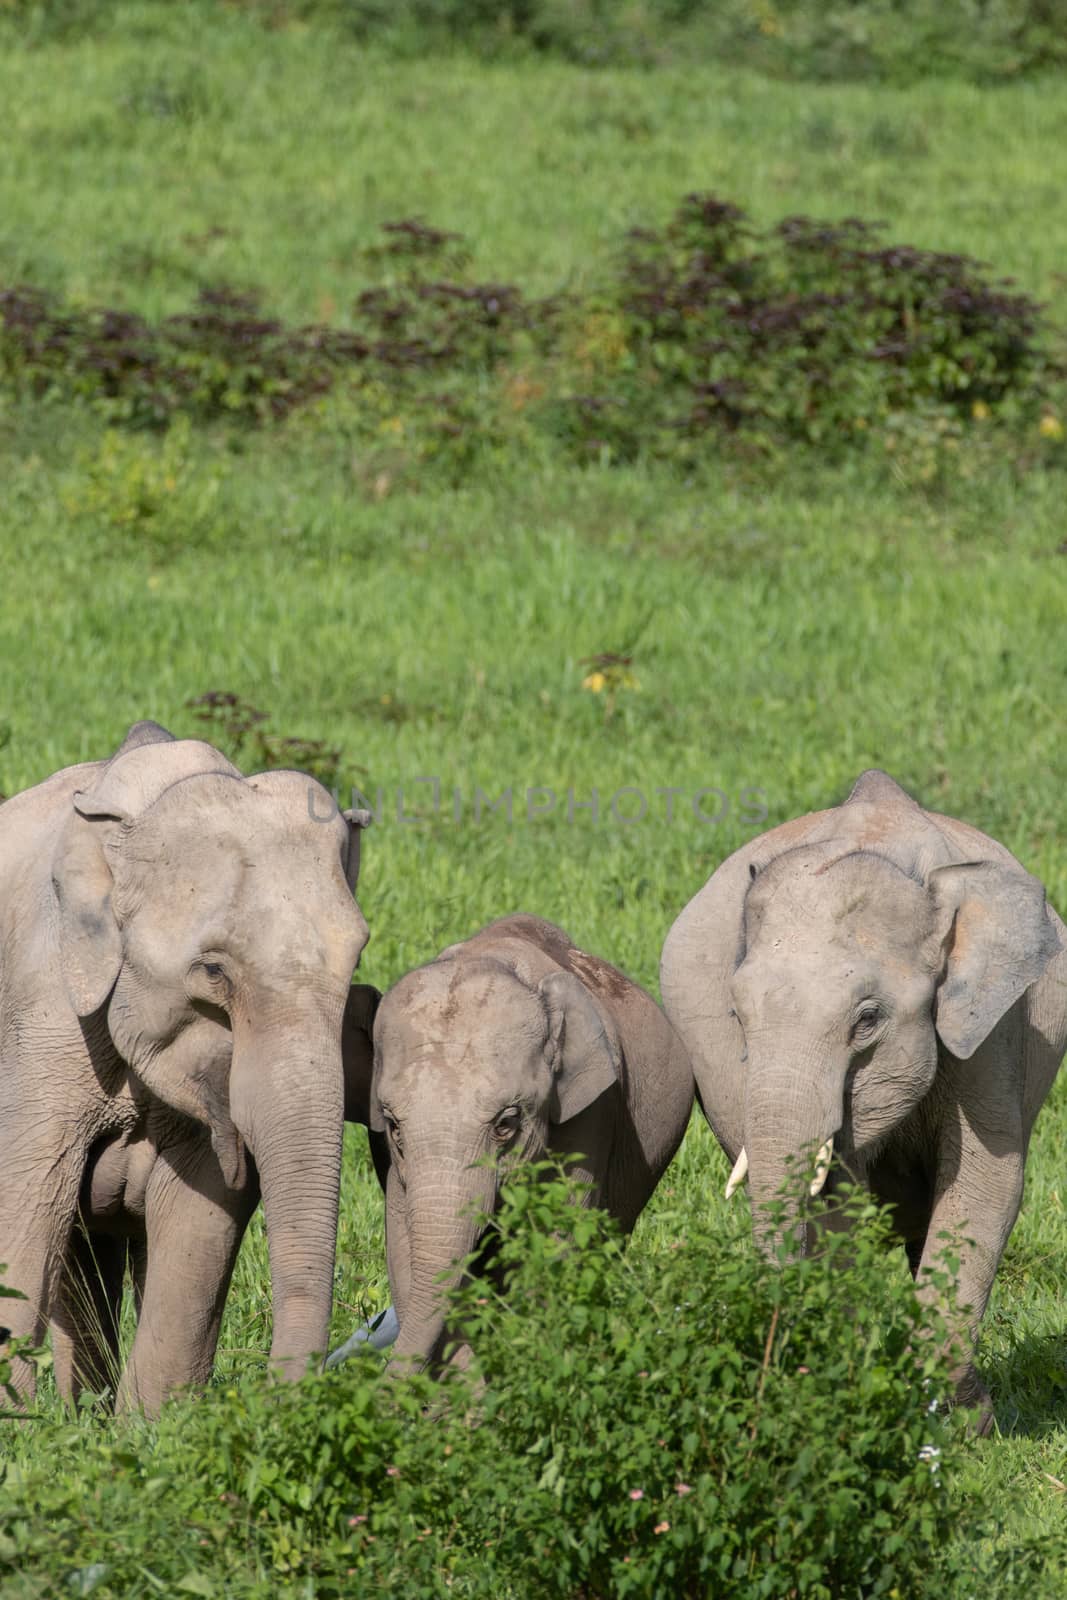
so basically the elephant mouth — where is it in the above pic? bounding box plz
[728,1127,860,1203]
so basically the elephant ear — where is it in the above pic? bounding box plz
[111,719,177,757]
[52,799,129,1017]
[929,860,1061,1060]
[341,807,373,894]
[538,970,622,1125]
[342,983,382,1125]
[52,729,242,1018]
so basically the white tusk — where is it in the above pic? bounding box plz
[810,1138,834,1197]
[725,1146,749,1199]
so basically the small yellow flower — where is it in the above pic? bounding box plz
[1039,414,1064,440]
[582,671,607,694]
[147,574,162,591]
[971,401,990,421]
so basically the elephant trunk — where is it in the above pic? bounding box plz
[743,1052,843,1258]
[230,1009,345,1378]
[388,1162,498,1373]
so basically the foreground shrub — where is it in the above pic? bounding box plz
[0,1170,1009,1598]
[431,1174,963,1598]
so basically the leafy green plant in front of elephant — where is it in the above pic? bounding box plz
[0,1278,43,1419]
[0,1172,1011,1600]
[0,720,378,1416]
[352,913,695,1375]
[441,1169,965,1600]
[660,767,1067,1434]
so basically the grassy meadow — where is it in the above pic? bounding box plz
[1,3,1067,1592]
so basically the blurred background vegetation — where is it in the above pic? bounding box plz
[1,3,1066,1595]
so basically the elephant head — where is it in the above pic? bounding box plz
[371,952,620,1370]
[729,837,1059,1239]
[51,721,371,1376]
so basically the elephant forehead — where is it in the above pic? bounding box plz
[746,848,933,951]
[734,953,880,1008]
[383,962,545,1036]
[133,773,350,857]
[377,964,549,1084]
[117,798,361,964]
[733,943,938,1032]
[128,780,345,883]
[114,823,245,917]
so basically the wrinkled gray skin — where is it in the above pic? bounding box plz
[369,914,694,1372]
[660,770,1067,1431]
[0,720,376,1416]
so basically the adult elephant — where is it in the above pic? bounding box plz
[660,769,1067,1430]
[0,720,374,1415]
[365,914,694,1373]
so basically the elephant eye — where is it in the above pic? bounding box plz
[382,1113,403,1154]
[493,1107,522,1144]
[187,958,232,1003]
[851,1005,881,1042]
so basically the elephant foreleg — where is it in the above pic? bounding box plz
[914,1146,1024,1435]
[51,1226,127,1407]
[0,1119,87,1404]
[116,1143,255,1417]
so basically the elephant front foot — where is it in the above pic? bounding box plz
[951,1363,994,1437]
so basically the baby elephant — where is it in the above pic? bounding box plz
[367,914,694,1370]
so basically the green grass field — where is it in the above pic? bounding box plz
[2,4,1067,1593]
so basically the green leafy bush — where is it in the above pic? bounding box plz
[0,284,358,429]
[0,0,1062,82]
[0,1170,1008,1598]
[9,0,1063,82]
[688,0,1067,85]
[0,1276,31,1420]
[3,199,1061,486]
[60,415,229,554]
[550,193,1057,465]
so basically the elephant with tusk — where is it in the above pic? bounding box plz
[0,720,378,1416]
[724,1139,832,1202]
[661,769,1067,1432]
[346,914,694,1376]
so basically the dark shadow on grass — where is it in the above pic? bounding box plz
[985,1331,1067,1439]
